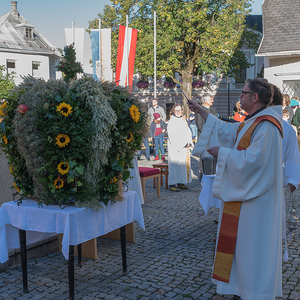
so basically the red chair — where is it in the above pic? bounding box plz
[138,167,160,201]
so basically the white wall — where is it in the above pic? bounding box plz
[264,57,300,90]
[0,52,52,85]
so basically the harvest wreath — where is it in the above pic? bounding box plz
[0,76,148,209]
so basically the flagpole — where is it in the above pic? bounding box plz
[154,11,156,98]
[126,15,129,87]
[99,18,102,81]
[72,21,75,44]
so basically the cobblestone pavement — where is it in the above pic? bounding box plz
[0,155,300,299]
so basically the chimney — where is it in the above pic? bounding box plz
[11,1,19,18]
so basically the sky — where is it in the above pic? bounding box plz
[1,0,264,49]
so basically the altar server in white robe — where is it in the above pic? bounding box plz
[167,103,193,191]
[189,78,283,300]
[282,120,300,190]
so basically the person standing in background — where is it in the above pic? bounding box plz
[168,104,193,192]
[148,98,166,123]
[150,113,167,162]
[195,94,218,179]
[282,94,294,122]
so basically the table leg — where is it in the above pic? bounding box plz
[19,229,28,293]
[120,226,127,275]
[77,243,82,267]
[68,245,75,300]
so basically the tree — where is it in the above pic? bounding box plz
[89,0,256,114]
[0,65,15,99]
[56,44,83,83]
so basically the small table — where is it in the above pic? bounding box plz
[152,163,168,189]
[0,191,144,299]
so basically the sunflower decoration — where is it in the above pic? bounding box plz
[0,102,8,116]
[13,183,20,193]
[57,162,70,175]
[9,165,14,174]
[109,177,118,184]
[129,105,140,122]
[2,135,8,144]
[56,102,73,117]
[54,177,64,189]
[55,134,70,148]
[126,132,133,142]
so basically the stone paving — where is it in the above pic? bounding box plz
[0,154,300,299]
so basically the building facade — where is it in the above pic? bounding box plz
[0,1,62,85]
[256,0,300,97]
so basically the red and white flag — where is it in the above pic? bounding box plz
[115,25,138,90]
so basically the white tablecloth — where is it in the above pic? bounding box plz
[0,191,144,262]
[128,156,144,205]
[199,175,221,215]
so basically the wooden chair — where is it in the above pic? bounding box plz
[138,167,160,201]
[152,162,168,189]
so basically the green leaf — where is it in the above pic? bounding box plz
[77,181,83,187]
[0,121,6,131]
[68,160,77,168]
[55,95,62,102]
[75,165,84,175]
[67,177,74,183]
[112,89,121,95]
[122,170,130,182]
[68,169,74,178]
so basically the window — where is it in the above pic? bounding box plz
[32,61,41,77]
[26,28,32,38]
[6,60,16,74]
[6,61,15,69]
[235,68,247,83]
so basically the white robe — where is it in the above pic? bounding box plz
[168,115,193,185]
[282,120,300,188]
[193,106,283,300]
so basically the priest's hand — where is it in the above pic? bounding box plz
[288,183,296,193]
[188,100,209,120]
[207,146,220,158]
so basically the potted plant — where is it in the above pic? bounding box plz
[136,80,149,90]
[192,80,206,89]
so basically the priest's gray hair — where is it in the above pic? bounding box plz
[245,78,274,107]
[201,93,212,104]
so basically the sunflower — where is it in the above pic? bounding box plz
[56,102,73,117]
[57,162,70,175]
[55,134,70,147]
[54,177,64,189]
[129,105,140,122]
[126,132,133,142]
[2,135,8,144]
[0,102,7,116]
[109,177,118,184]
[9,165,14,174]
[13,183,20,193]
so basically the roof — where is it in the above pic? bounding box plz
[0,7,61,57]
[257,0,300,55]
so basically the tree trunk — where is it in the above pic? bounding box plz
[181,68,193,118]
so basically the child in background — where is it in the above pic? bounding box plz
[283,109,297,135]
[150,113,167,161]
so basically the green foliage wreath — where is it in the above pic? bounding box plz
[0,76,148,209]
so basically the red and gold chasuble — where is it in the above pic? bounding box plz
[212,115,282,283]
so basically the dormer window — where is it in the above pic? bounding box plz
[26,28,32,38]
